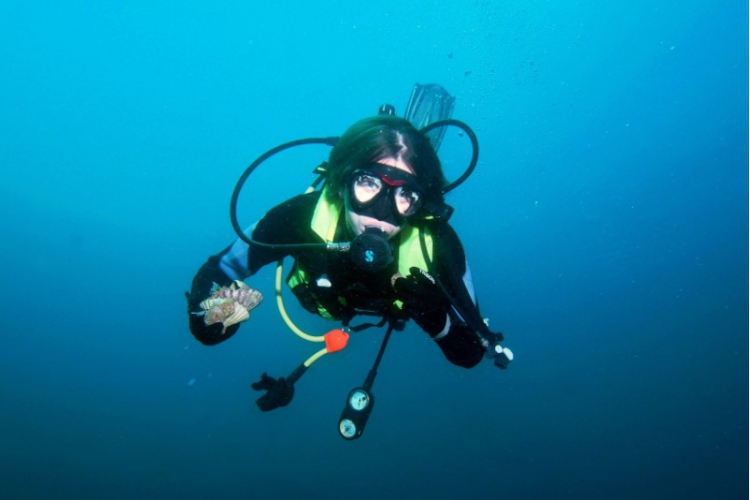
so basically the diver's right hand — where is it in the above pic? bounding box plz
[186,262,240,346]
[187,305,240,346]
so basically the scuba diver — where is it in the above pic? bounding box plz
[186,84,512,439]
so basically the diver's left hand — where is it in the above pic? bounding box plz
[393,267,451,336]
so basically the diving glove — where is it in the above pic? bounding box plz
[187,261,243,345]
[393,267,451,336]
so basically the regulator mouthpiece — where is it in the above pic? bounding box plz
[349,227,393,272]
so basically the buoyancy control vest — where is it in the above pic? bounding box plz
[286,188,435,322]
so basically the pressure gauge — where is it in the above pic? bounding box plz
[339,418,357,439]
[349,389,370,411]
[338,387,375,440]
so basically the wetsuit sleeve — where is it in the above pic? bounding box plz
[187,193,321,345]
[429,222,487,368]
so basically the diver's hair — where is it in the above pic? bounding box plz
[325,115,447,205]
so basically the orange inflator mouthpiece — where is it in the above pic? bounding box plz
[324,329,349,353]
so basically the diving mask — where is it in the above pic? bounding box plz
[347,163,424,226]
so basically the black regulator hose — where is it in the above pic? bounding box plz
[420,118,479,194]
[229,137,338,248]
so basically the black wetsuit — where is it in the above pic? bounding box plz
[187,191,486,368]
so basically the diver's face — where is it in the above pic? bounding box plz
[343,156,415,239]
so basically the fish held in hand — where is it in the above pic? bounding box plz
[196,280,263,333]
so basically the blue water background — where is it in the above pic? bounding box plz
[1,1,746,498]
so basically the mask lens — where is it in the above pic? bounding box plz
[394,187,421,216]
[353,173,383,203]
